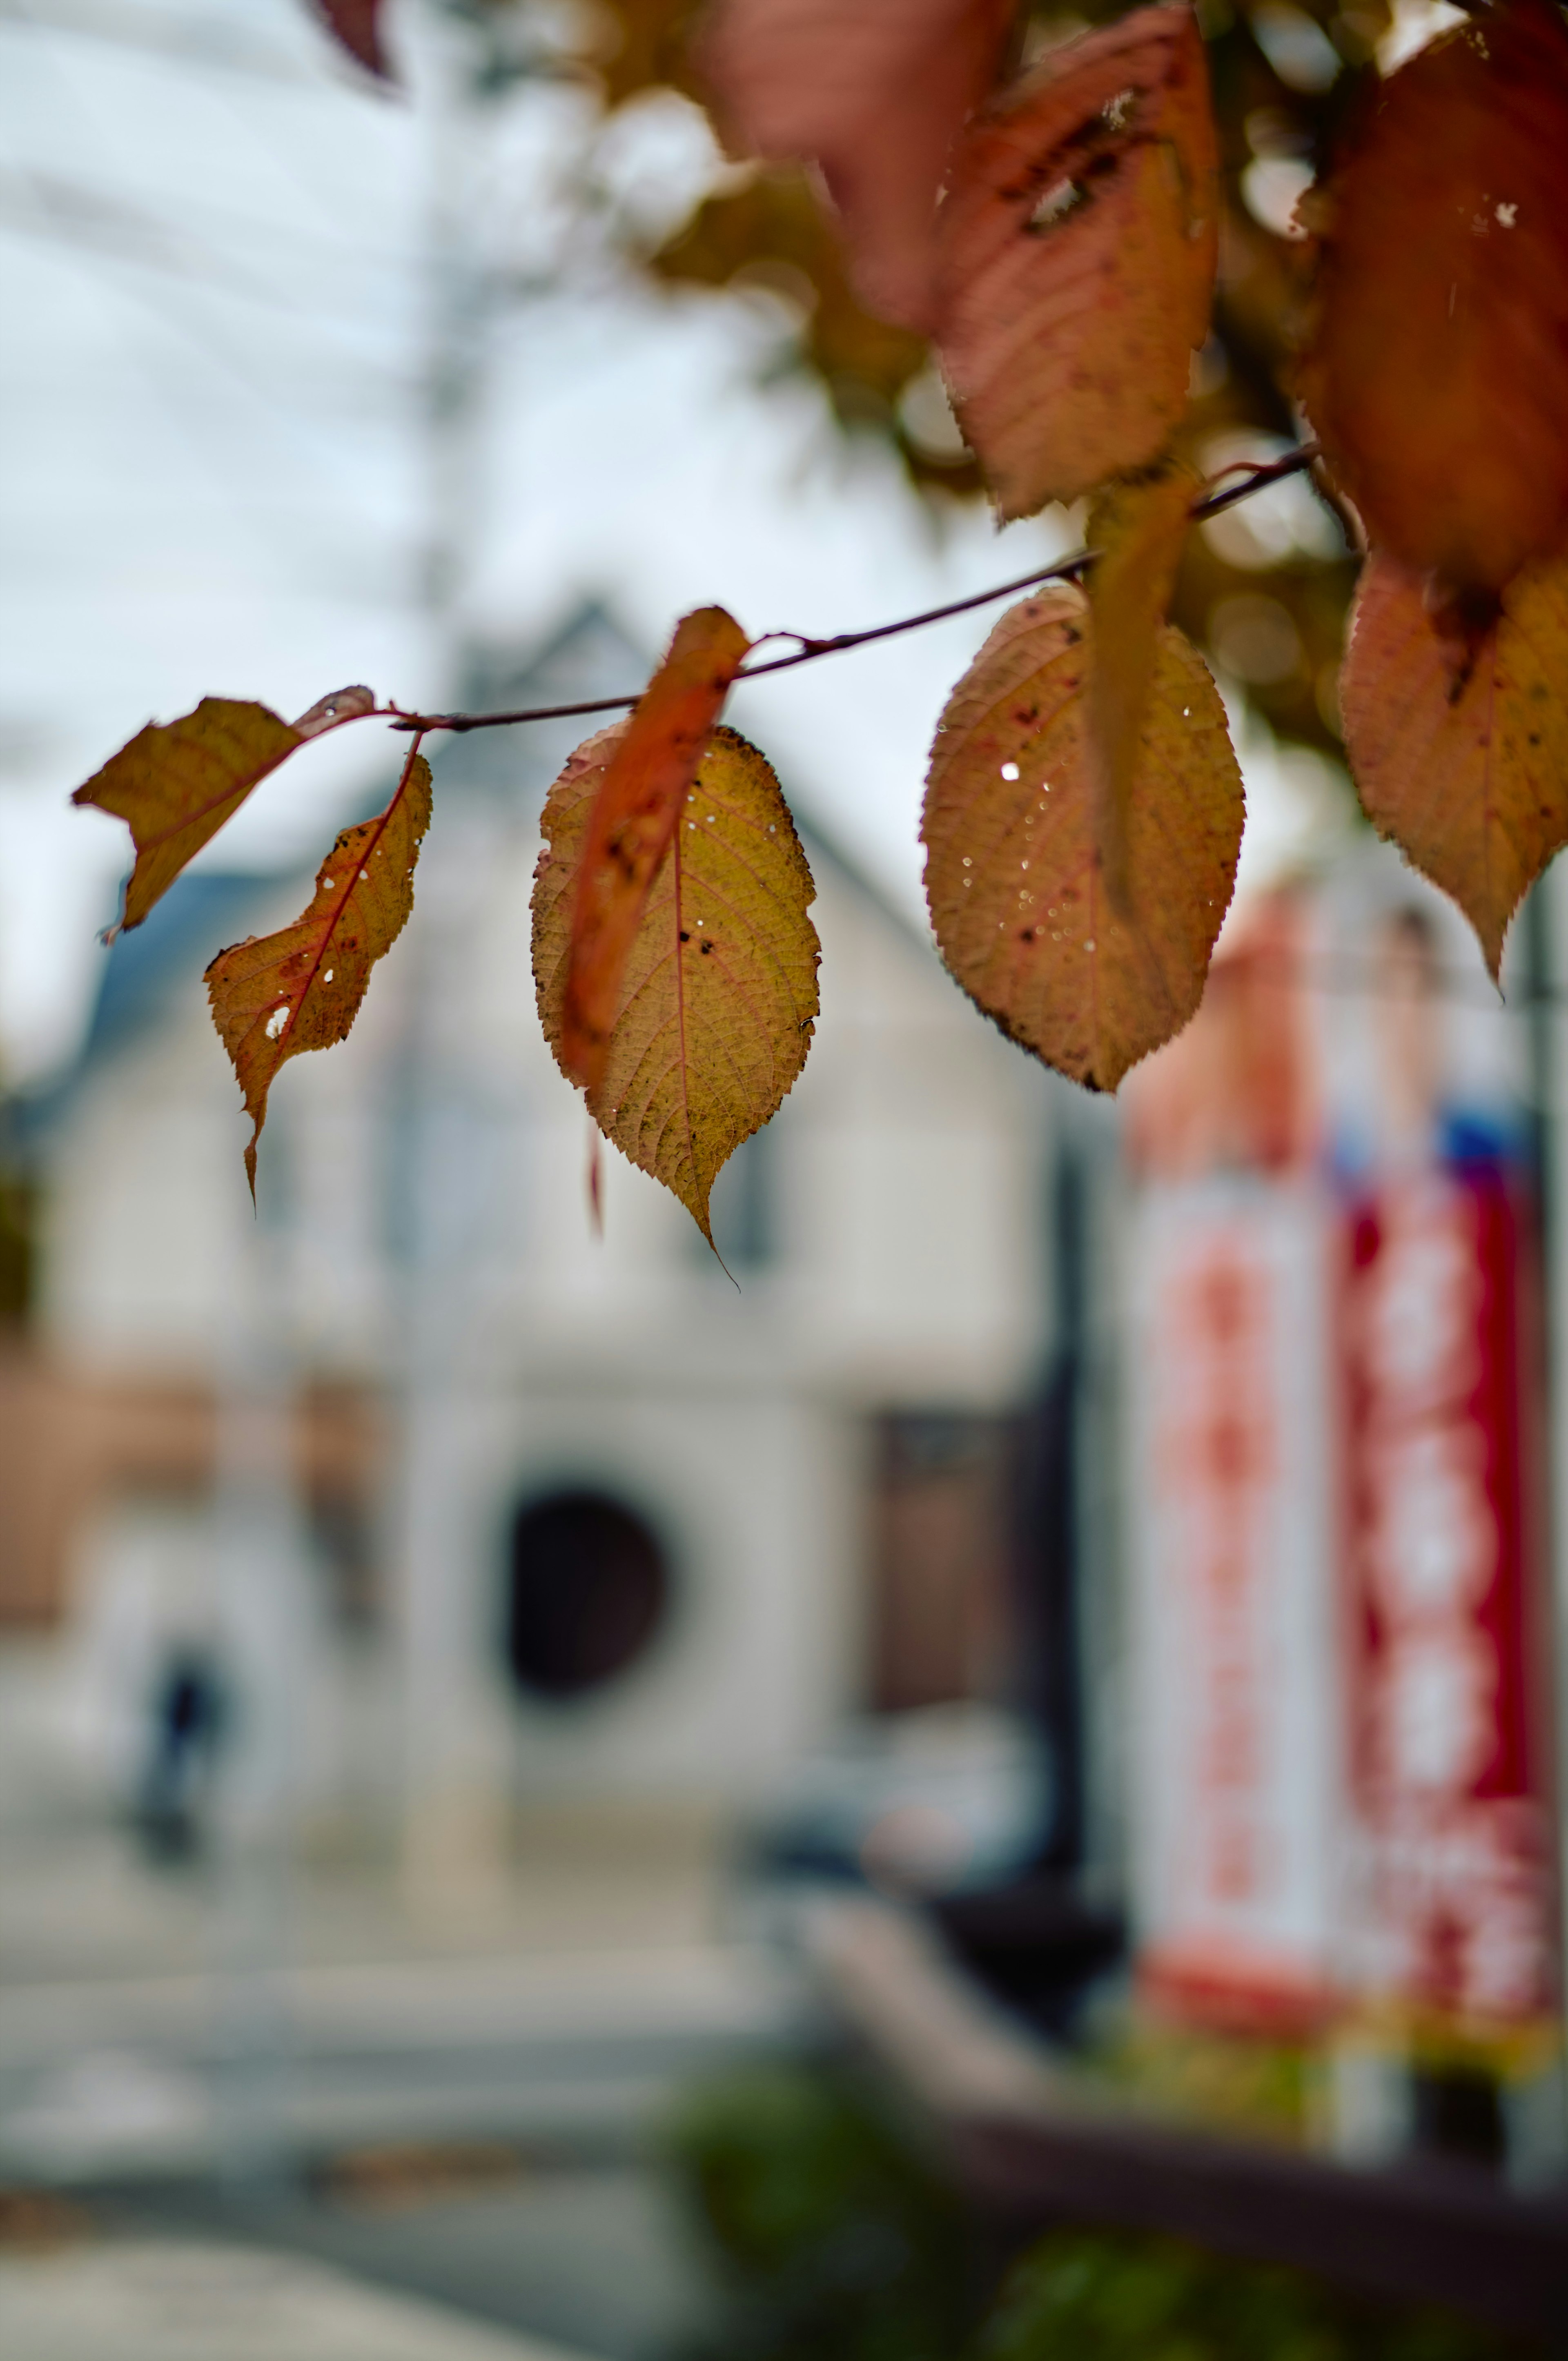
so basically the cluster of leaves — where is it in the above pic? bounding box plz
[73,0,1568,1252]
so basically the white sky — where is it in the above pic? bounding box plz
[0,0,1334,1082]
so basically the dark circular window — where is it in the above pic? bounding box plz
[504,1490,670,1700]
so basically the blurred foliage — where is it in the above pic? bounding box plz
[981,2227,1533,2361]
[1087,2011,1319,2144]
[493,0,1398,760]
[664,2064,1537,2361]
[662,2060,976,2361]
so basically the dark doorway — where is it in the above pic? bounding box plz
[504,1491,670,1700]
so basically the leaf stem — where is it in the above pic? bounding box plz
[382,445,1321,736]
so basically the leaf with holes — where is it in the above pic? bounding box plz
[1086,448,1199,914]
[936,2,1217,519]
[534,724,819,1250]
[206,745,431,1193]
[74,687,375,935]
[1340,552,1568,979]
[922,585,1241,1090]
[1298,0,1568,592]
[558,606,751,1096]
[701,0,1014,330]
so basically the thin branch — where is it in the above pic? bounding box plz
[385,444,1321,736]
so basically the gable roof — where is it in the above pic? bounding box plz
[50,605,942,1105]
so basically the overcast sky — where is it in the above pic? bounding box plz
[0,0,1340,1084]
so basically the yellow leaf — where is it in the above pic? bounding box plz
[534,724,820,1248]
[73,686,376,934]
[935,3,1217,519]
[205,746,431,1194]
[922,586,1242,1090]
[1086,449,1200,916]
[1341,551,1568,979]
[559,606,751,1095]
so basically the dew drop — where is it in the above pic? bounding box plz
[1000,760,1020,780]
[962,856,972,868]
[1085,938,1096,952]
[323,969,334,983]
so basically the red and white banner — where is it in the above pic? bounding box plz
[1128,1179,1342,2033]
[1341,1169,1557,2035]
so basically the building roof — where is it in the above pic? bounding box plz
[47,602,938,1118]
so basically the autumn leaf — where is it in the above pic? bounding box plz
[922,585,1242,1089]
[935,3,1217,519]
[310,0,390,77]
[1086,448,1199,915]
[206,742,431,1193]
[1298,0,1568,594]
[74,687,375,935]
[1340,552,1568,979]
[558,606,752,1095]
[534,723,820,1249]
[700,0,1015,331]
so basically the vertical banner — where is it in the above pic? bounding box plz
[1128,1180,1342,2031]
[1341,1169,1557,2043]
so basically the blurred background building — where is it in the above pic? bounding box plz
[1,0,1566,2353]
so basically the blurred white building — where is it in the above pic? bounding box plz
[18,608,1058,1862]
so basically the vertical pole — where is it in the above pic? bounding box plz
[1523,875,1568,2171]
[394,1,504,1902]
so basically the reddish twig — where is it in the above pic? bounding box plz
[380,444,1322,737]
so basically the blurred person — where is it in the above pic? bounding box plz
[134,1642,226,1864]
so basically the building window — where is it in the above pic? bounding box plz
[503,1490,670,1700]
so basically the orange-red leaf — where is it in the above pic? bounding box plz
[1085,449,1199,914]
[700,0,1014,330]
[936,3,1217,519]
[1340,552,1568,979]
[74,686,375,934]
[922,585,1242,1090]
[1298,0,1568,593]
[206,745,431,1193]
[559,606,751,1095]
[535,724,819,1247]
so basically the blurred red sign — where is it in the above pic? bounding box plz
[1129,1183,1342,2035]
[1341,1170,1557,2034]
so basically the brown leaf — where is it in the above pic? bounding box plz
[75,699,304,934]
[922,585,1242,1090]
[700,0,1015,330]
[935,3,1218,518]
[535,724,820,1249]
[1298,0,1568,593]
[1085,448,1199,915]
[310,0,391,78]
[74,687,377,935]
[1340,552,1568,979]
[206,744,431,1193]
[558,606,751,1095]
